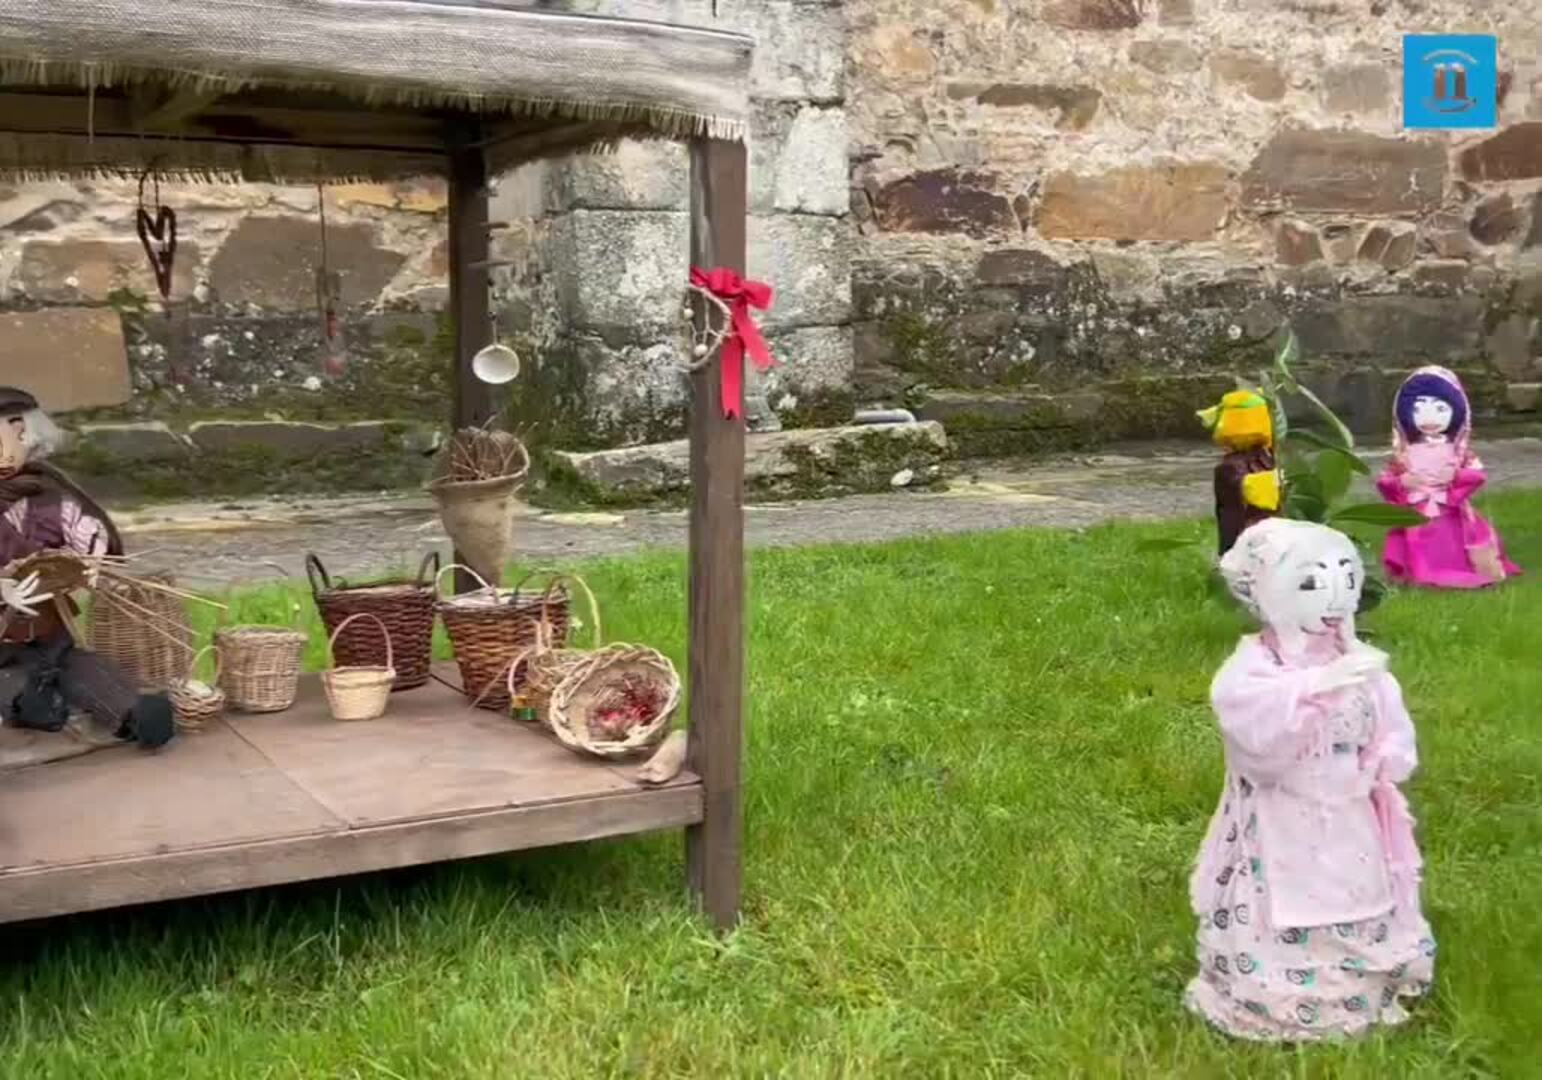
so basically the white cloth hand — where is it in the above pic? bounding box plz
[1306,646,1387,696]
[0,572,54,618]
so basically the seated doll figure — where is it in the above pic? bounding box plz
[1198,390,1282,556]
[1377,366,1519,588]
[1185,518,1433,1042]
[0,386,173,747]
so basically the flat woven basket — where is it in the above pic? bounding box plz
[167,644,225,732]
[321,612,396,721]
[217,623,307,713]
[548,645,680,759]
[87,572,194,691]
[436,565,570,712]
[308,552,437,691]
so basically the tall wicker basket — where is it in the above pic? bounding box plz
[308,552,438,691]
[87,572,194,691]
[436,565,570,711]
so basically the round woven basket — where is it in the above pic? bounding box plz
[548,645,679,759]
[436,565,571,711]
[321,612,396,721]
[167,644,225,732]
[510,573,602,723]
[86,572,194,691]
[308,552,437,691]
[216,623,307,713]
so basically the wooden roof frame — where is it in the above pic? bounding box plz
[0,9,749,931]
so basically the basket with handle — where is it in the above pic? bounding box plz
[492,573,602,725]
[87,571,195,691]
[321,612,396,721]
[435,564,571,711]
[547,644,680,759]
[307,551,438,691]
[215,571,307,713]
[167,643,225,732]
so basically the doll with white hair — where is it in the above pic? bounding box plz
[1184,518,1433,1041]
[0,386,173,748]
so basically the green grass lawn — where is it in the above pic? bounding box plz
[2,492,1539,1078]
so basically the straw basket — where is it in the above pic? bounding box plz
[167,644,225,732]
[321,613,396,721]
[87,572,194,690]
[436,565,571,711]
[507,574,602,724]
[216,617,307,713]
[308,552,438,691]
[547,645,680,759]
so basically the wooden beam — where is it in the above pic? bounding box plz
[446,118,497,595]
[684,138,748,933]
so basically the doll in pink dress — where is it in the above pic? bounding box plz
[1185,518,1434,1042]
[1377,366,1519,588]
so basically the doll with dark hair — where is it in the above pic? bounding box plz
[1375,367,1519,589]
[0,386,173,748]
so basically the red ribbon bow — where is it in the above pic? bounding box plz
[690,266,774,420]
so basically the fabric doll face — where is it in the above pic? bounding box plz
[1411,395,1453,439]
[0,411,28,479]
[1220,518,1363,658]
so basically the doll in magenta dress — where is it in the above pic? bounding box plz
[1376,367,1519,589]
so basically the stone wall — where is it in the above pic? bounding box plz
[848,0,1542,454]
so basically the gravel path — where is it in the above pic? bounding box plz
[112,438,1542,590]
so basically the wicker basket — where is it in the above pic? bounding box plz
[87,572,194,691]
[167,644,225,732]
[548,645,680,759]
[321,612,396,721]
[436,564,571,711]
[308,552,437,691]
[511,574,602,723]
[216,622,307,713]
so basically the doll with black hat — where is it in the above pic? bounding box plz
[0,386,173,748]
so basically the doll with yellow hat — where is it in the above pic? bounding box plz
[1198,389,1283,556]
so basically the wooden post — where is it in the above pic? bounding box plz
[684,139,747,932]
[446,118,496,595]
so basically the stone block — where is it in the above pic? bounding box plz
[746,1,845,102]
[1459,122,1542,182]
[749,214,853,328]
[1044,0,1146,30]
[759,105,849,215]
[1036,162,1230,242]
[1241,130,1446,214]
[974,84,1103,129]
[870,169,1018,238]
[1469,192,1526,246]
[551,421,948,503]
[187,420,404,458]
[1158,0,1195,24]
[551,210,688,334]
[762,324,855,402]
[74,422,190,462]
[1322,63,1391,114]
[1130,40,1202,75]
[209,216,406,310]
[15,239,200,304]
[1,308,130,411]
[1276,221,1324,266]
[976,249,1073,291]
[1292,296,1485,363]
[1357,222,1417,269]
[330,181,447,215]
[1487,314,1539,379]
[548,141,689,211]
[1209,50,1286,101]
[1505,382,1541,412]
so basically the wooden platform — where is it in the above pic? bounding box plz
[0,675,702,924]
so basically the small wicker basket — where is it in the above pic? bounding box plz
[436,564,571,711]
[167,644,225,732]
[501,573,603,723]
[321,612,396,721]
[547,645,680,759]
[216,622,307,713]
[87,572,194,691]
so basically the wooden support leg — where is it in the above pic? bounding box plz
[684,139,748,932]
[446,118,496,595]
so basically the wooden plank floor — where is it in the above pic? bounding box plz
[0,676,701,924]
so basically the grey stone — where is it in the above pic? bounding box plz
[17,239,200,304]
[552,210,688,334]
[552,421,949,501]
[209,217,405,311]
[74,422,190,462]
[1505,382,1541,412]
[1241,130,1447,214]
[187,420,407,458]
[762,324,856,402]
[769,106,849,215]
[1487,315,1539,379]
[1293,296,1486,362]
[1,308,130,412]
[1322,63,1391,114]
[548,142,689,211]
[1130,40,1202,74]
[749,214,853,328]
